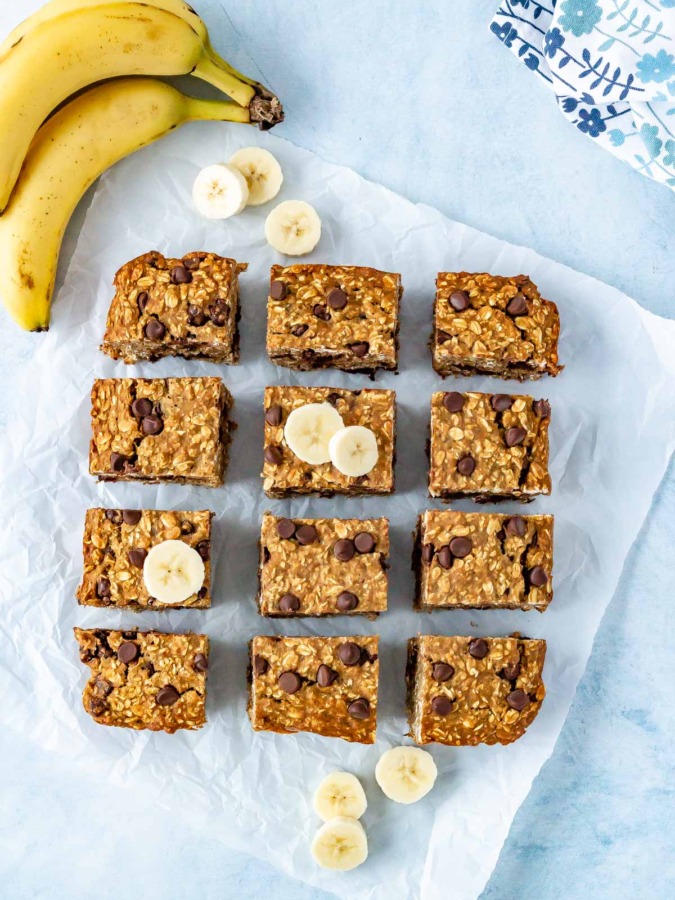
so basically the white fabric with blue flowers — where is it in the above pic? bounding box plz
[492,0,675,190]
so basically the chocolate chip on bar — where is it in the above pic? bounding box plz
[101,251,247,364]
[248,635,379,743]
[406,634,546,745]
[88,376,233,487]
[428,390,551,502]
[266,264,402,373]
[74,628,208,732]
[259,512,389,617]
[414,509,553,612]
[432,272,561,380]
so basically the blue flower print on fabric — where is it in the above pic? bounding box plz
[636,51,675,85]
[559,0,603,36]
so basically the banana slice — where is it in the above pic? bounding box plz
[265,200,321,255]
[228,147,283,206]
[329,425,379,478]
[375,746,438,805]
[310,817,368,871]
[284,402,344,465]
[192,163,249,219]
[143,540,205,605]
[313,772,368,822]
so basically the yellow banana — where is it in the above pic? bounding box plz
[0,2,282,212]
[0,77,251,331]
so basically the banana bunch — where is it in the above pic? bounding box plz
[0,0,283,331]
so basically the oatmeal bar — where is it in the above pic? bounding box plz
[101,251,246,364]
[259,512,389,617]
[432,273,561,380]
[77,508,212,610]
[74,627,208,732]
[266,264,401,372]
[428,390,551,502]
[262,386,395,497]
[89,376,232,487]
[414,510,553,612]
[248,635,379,743]
[406,634,546,746]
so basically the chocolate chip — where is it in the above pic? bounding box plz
[421,543,435,565]
[110,451,129,472]
[437,545,453,569]
[354,532,375,553]
[449,290,470,311]
[94,677,113,697]
[457,454,476,476]
[449,536,472,558]
[170,265,192,285]
[327,287,347,310]
[208,302,229,326]
[196,540,210,561]
[338,642,362,666]
[279,593,300,613]
[131,397,153,419]
[506,689,529,711]
[296,524,318,545]
[327,392,342,406]
[265,405,283,426]
[122,510,142,526]
[270,280,287,300]
[437,330,451,344]
[156,685,180,706]
[468,638,489,660]
[144,317,166,340]
[347,698,370,719]
[276,518,296,540]
[505,426,527,447]
[128,548,147,569]
[528,566,548,587]
[96,577,111,598]
[182,255,205,270]
[192,653,208,673]
[105,509,122,524]
[254,655,268,676]
[316,664,338,687]
[313,303,331,321]
[443,391,464,413]
[432,662,455,683]
[141,414,163,436]
[501,661,521,681]
[334,539,356,562]
[533,399,551,419]
[187,305,208,327]
[506,293,528,316]
[137,291,149,314]
[264,445,283,465]
[88,696,109,716]
[349,342,369,358]
[490,394,513,412]
[117,641,139,664]
[278,671,302,694]
[505,516,527,537]
[291,323,308,337]
[431,695,454,716]
[336,591,358,611]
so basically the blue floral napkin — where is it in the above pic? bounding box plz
[491,1,675,190]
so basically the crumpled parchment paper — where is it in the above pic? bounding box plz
[2,124,675,900]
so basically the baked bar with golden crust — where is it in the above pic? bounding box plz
[406,634,546,746]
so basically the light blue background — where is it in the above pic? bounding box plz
[1,1,674,898]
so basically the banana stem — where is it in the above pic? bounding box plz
[193,52,257,109]
[185,97,251,124]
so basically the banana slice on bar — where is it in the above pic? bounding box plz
[329,425,379,478]
[265,200,321,255]
[192,163,249,219]
[284,402,344,465]
[229,147,283,206]
[313,771,367,821]
[310,817,368,871]
[143,540,205,605]
[375,746,438,804]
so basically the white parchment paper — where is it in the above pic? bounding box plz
[2,125,675,900]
